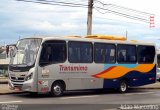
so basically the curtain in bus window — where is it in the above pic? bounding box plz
[94,43,115,63]
[68,41,92,63]
[117,45,136,63]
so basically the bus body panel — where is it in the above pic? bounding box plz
[102,64,156,88]
[37,63,104,92]
[37,63,156,93]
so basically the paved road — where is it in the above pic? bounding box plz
[1,89,160,110]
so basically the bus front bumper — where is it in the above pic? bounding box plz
[8,80,22,91]
[8,79,37,92]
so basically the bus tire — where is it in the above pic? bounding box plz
[119,80,128,93]
[50,81,64,97]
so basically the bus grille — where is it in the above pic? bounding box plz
[11,77,25,82]
[13,83,23,87]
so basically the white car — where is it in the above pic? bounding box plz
[157,68,160,82]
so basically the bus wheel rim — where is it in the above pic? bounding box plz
[121,82,126,92]
[54,85,62,95]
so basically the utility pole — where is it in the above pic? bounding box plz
[87,0,93,35]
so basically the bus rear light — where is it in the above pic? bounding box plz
[113,79,117,82]
[133,78,138,81]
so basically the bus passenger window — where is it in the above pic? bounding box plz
[94,43,115,63]
[137,46,155,63]
[117,44,136,63]
[68,41,93,63]
[52,44,66,62]
[39,40,66,66]
[46,46,52,61]
[39,44,52,66]
[118,51,126,62]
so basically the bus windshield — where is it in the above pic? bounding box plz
[10,38,42,66]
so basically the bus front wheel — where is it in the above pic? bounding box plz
[50,82,64,97]
[119,80,128,93]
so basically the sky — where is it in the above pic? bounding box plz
[0,0,160,48]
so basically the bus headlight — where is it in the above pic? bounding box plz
[25,73,33,81]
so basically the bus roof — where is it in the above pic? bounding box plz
[20,35,156,46]
[85,35,127,41]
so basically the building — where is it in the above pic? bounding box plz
[0,45,14,75]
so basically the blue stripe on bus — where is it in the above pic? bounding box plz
[104,64,137,70]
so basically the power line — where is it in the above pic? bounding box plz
[94,6,149,23]
[16,0,153,23]
[36,0,88,7]
[94,0,154,24]
[94,7,149,23]
[98,5,152,19]
[16,0,154,27]
[94,0,154,16]
[36,0,151,23]
[16,0,88,8]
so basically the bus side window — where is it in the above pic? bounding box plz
[46,45,52,61]
[52,44,66,62]
[130,56,136,62]
[118,51,125,62]
[83,47,92,62]
[117,44,136,63]
[94,43,115,63]
[39,44,52,66]
[138,46,155,63]
[39,40,66,66]
[68,41,93,63]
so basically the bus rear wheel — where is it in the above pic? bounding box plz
[119,80,128,93]
[50,82,64,97]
